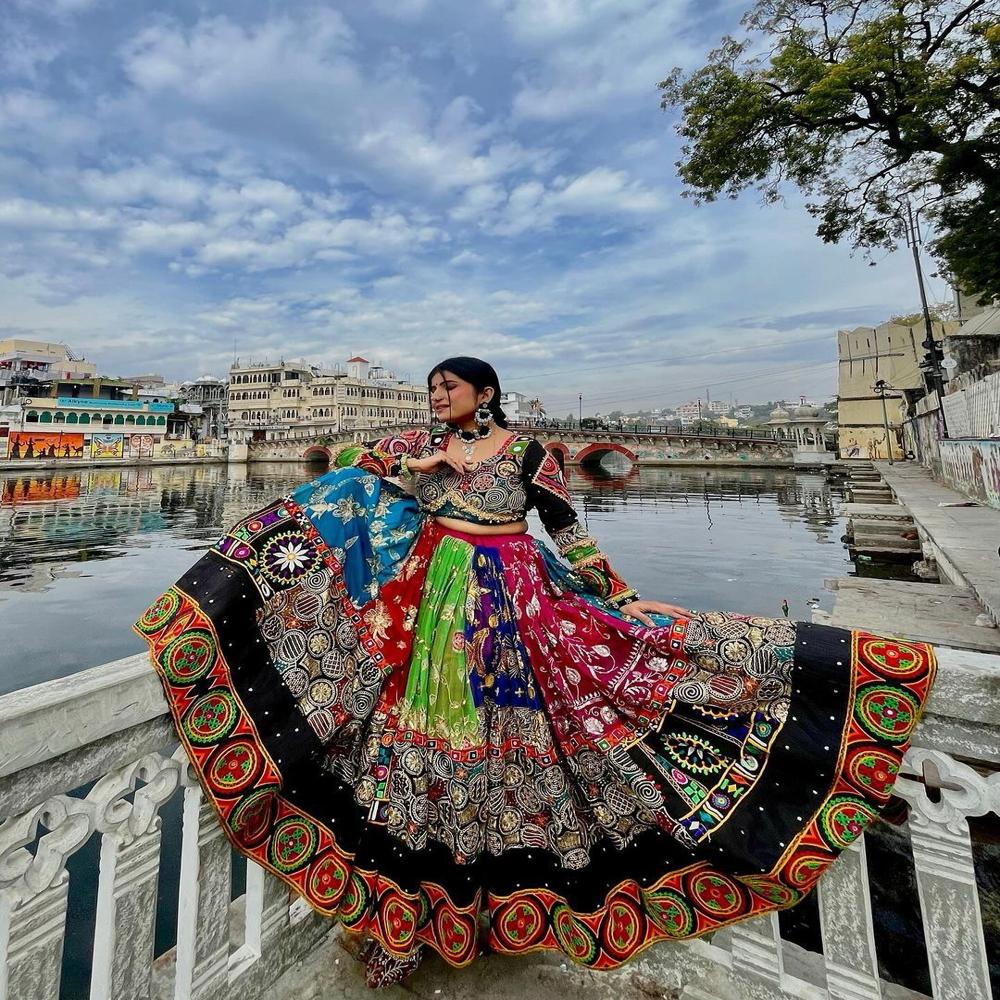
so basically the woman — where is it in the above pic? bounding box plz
[135,357,935,989]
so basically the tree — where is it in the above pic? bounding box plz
[660,1,1000,301]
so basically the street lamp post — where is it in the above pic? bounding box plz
[578,394,582,428]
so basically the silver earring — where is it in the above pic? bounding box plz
[475,404,493,435]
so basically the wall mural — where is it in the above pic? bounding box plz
[838,427,900,460]
[128,433,155,459]
[7,432,86,460]
[939,440,1000,509]
[91,433,125,459]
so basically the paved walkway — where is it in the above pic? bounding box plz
[875,461,1000,623]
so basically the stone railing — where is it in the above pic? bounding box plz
[1,645,998,1000]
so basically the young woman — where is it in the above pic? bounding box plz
[135,356,935,989]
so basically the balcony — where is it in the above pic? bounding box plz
[1,644,997,1000]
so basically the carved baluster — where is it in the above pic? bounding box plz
[894,748,999,1000]
[817,838,882,1000]
[0,798,93,1000]
[89,754,180,1000]
[729,911,783,988]
[244,861,290,956]
[173,761,231,1000]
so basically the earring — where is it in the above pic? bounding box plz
[475,403,493,435]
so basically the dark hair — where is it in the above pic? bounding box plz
[426,356,509,429]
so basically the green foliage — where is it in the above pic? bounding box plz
[660,1,1000,300]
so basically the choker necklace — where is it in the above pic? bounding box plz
[454,424,493,465]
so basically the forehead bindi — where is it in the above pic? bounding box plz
[431,371,464,390]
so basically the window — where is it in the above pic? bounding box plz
[40,411,52,423]
[26,411,38,422]
[67,413,78,424]
[79,413,90,425]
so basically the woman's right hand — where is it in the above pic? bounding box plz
[407,451,474,476]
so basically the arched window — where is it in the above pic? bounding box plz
[136,415,145,425]
[26,411,38,422]
[54,412,65,423]
[156,415,166,426]
[79,413,90,425]
[114,414,125,425]
[40,411,52,423]
[126,415,135,425]
[66,412,78,424]
[103,415,113,425]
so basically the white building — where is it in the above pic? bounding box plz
[0,339,97,402]
[227,356,429,442]
[499,391,545,425]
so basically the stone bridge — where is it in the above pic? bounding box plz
[242,423,808,467]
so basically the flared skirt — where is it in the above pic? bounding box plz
[134,466,935,969]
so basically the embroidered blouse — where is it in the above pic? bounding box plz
[335,428,639,610]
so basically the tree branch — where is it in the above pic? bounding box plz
[925,0,990,60]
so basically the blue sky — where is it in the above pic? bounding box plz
[0,0,947,415]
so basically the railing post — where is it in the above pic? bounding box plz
[817,838,882,999]
[173,774,231,1000]
[895,748,998,1000]
[0,797,93,1000]
[243,861,290,956]
[729,911,783,988]
[89,754,179,1000]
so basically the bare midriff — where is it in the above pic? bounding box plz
[432,515,529,536]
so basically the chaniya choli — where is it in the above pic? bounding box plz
[135,428,936,970]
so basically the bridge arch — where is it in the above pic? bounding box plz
[574,442,636,468]
[303,445,332,465]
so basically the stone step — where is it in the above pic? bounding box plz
[822,577,1000,652]
[842,503,912,521]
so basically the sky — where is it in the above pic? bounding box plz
[0,0,950,416]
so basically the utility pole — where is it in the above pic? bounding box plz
[905,200,949,439]
[578,393,582,427]
[873,379,895,464]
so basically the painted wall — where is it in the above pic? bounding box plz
[8,431,87,460]
[838,426,900,461]
[0,432,225,465]
[938,440,1000,509]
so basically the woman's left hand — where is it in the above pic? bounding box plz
[618,599,694,627]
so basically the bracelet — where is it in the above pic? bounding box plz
[399,454,416,480]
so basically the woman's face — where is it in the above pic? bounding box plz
[429,369,492,423]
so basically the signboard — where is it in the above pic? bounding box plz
[56,397,174,412]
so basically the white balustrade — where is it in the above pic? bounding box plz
[0,656,332,1000]
[0,641,997,1000]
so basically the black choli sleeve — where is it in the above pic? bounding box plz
[521,439,639,609]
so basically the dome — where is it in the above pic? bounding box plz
[793,403,820,418]
[769,406,790,419]
[195,374,222,383]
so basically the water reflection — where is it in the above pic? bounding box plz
[0,461,853,693]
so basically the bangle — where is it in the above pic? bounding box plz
[399,454,415,480]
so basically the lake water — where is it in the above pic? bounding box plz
[0,460,854,692]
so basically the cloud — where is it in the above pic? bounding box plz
[489,168,663,235]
